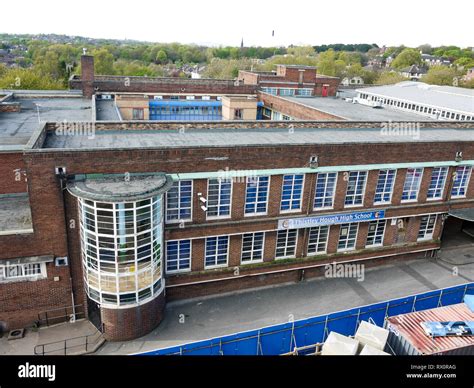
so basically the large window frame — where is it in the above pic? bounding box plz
[417,215,437,241]
[307,226,329,255]
[275,229,298,259]
[205,236,229,269]
[374,169,396,205]
[451,166,472,199]
[401,168,424,202]
[344,171,368,207]
[337,223,359,252]
[206,179,232,219]
[0,262,46,282]
[280,174,305,213]
[365,220,386,247]
[166,180,193,223]
[241,232,265,264]
[427,167,448,201]
[244,176,270,216]
[314,172,337,210]
[166,239,191,274]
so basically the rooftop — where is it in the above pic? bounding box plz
[0,90,91,151]
[356,82,474,115]
[387,303,474,355]
[39,122,474,150]
[283,95,437,121]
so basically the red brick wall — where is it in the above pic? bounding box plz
[101,291,165,341]
[258,92,344,120]
[0,152,28,194]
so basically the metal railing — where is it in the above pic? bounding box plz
[37,305,85,327]
[34,324,104,356]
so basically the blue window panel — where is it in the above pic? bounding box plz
[280,174,304,211]
[245,176,269,215]
[374,169,396,204]
[205,236,229,267]
[166,240,191,272]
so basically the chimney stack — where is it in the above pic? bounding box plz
[81,55,95,99]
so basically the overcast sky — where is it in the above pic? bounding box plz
[2,0,473,48]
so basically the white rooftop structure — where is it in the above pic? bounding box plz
[355,82,474,121]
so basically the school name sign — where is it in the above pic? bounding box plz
[278,210,386,230]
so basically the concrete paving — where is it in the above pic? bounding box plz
[2,247,473,356]
[97,246,474,355]
[0,319,97,355]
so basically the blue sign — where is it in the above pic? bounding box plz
[278,210,386,230]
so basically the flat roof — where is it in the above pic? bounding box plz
[0,193,33,234]
[96,99,120,121]
[0,92,92,151]
[356,82,474,115]
[41,125,474,150]
[283,95,436,121]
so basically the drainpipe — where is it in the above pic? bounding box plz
[57,169,76,321]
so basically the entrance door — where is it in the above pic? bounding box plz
[322,84,329,97]
[87,297,102,332]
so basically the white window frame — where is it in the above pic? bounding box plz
[365,220,386,248]
[417,215,437,241]
[401,168,424,203]
[206,179,233,220]
[275,229,298,259]
[344,171,368,208]
[307,226,329,256]
[451,166,472,199]
[166,239,192,274]
[427,167,448,201]
[337,223,359,252]
[280,174,305,213]
[165,180,193,224]
[313,172,338,210]
[244,176,270,216]
[204,235,229,269]
[374,169,397,205]
[0,262,46,282]
[241,232,265,264]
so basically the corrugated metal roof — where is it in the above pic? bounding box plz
[387,303,474,355]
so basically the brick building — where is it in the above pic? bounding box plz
[1,115,474,340]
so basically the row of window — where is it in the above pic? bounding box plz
[165,166,472,223]
[358,93,474,121]
[261,87,313,97]
[165,215,437,273]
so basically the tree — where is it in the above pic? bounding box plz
[391,48,422,69]
[287,46,316,57]
[0,68,64,90]
[90,48,114,75]
[375,71,408,85]
[155,50,168,64]
[423,65,460,86]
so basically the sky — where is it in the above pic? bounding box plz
[2,0,473,48]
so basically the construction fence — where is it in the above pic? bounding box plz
[137,282,474,356]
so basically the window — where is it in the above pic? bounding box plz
[337,223,358,251]
[234,108,243,120]
[427,167,448,200]
[245,176,269,215]
[402,168,423,202]
[186,95,195,100]
[166,240,191,273]
[314,172,337,209]
[207,179,232,218]
[241,232,265,264]
[205,236,229,268]
[0,262,45,282]
[166,180,192,223]
[344,171,367,207]
[262,87,278,95]
[275,229,298,258]
[297,88,313,96]
[279,88,295,96]
[307,226,329,255]
[132,108,144,120]
[366,220,386,247]
[451,166,471,198]
[417,215,437,240]
[280,174,304,212]
[374,169,396,204]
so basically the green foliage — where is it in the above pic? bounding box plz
[422,65,461,86]
[391,48,422,69]
[202,58,253,79]
[155,50,168,64]
[375,71,408,85]
[90,48,114,75]
[0,67,65,90]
